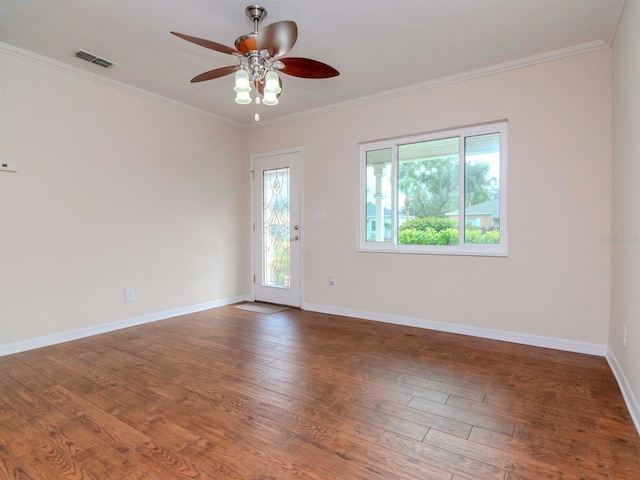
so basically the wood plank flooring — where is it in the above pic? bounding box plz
[0,306,639,479]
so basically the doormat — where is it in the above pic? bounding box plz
[233,302,289,314]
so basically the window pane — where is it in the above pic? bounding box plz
[464,133,500,244]
[397,137,460,245]
[366,149,392,242]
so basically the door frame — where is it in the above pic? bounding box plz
[250,147,304,306]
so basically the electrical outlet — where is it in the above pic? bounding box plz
[623,326,627,348]
[329,276,336,288]
[124,288,135,303]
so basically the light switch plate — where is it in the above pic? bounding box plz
[0,160,18,172]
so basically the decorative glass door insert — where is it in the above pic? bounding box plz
[262,167,290,288]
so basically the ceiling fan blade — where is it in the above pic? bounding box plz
[256,21,298,58]
[171,31,239,55]
[280,58,339,79]
[191,65,237,83]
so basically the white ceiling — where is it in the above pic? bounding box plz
[0,0,625,127]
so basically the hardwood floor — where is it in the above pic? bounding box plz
[0,306,639,479]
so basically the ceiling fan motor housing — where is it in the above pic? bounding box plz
[235,33,258,54]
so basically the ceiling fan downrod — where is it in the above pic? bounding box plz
[245,5,267,33]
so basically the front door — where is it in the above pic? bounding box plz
[252,149,301,307]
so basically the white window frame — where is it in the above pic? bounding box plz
[358,121,508,256]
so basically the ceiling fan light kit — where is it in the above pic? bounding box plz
[171,4,339,116]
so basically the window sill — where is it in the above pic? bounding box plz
[357,244,508,257]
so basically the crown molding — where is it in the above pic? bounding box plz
[247,39,609,129]
[0,41,245,129]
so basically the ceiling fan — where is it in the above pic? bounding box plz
[171,5,339,107]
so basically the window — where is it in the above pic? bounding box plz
[359,121,507,256]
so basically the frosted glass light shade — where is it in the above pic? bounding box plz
[234,69,251,93]
[235,90,251,104]
[264,71,281,94]
[262,91,278,105]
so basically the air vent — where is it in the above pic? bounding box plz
[74,49,115,69]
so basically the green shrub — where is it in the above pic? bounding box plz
[398,216,499,245]
[398,216,458,245]
[398,227,437,245]
[399,216,457,233]
[464,227,500,244]
[398,227,459,245]
[437,228,459,245]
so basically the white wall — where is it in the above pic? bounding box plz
[0,49,250,348]
[249,49,612,347]
[611,0,640,423]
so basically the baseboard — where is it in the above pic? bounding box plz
[0,294,252,357]
[606,349,640,436]
[302,302,608,356]
[2,297,606,358]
